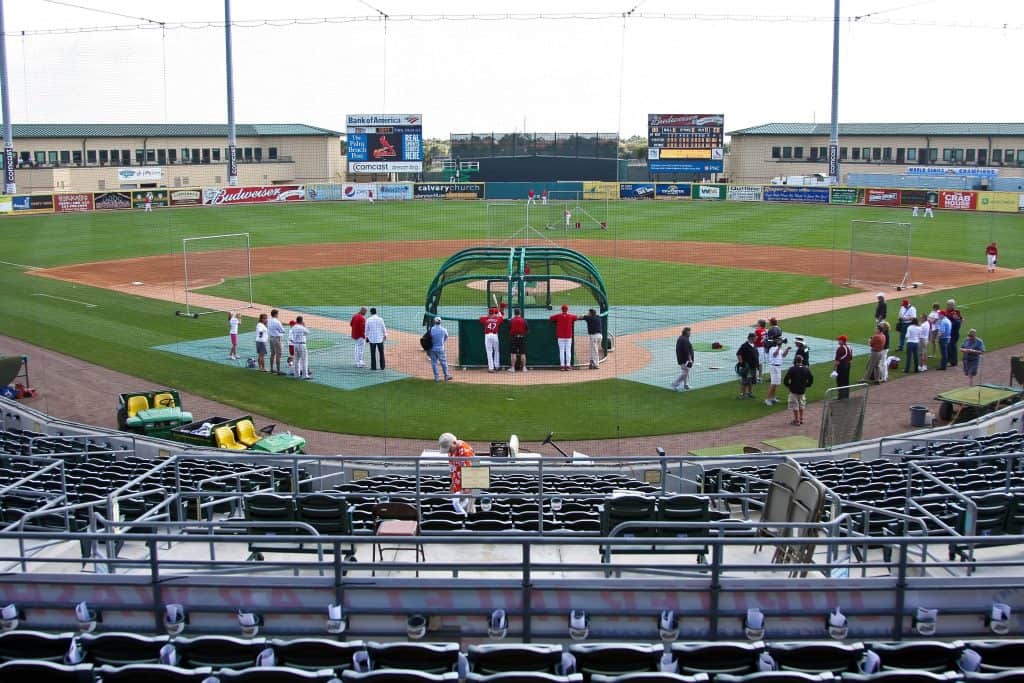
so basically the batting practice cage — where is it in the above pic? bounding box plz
[424,246,610,368]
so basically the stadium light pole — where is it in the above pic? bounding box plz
[828,0,841,182]
[0,0,17,194]
[224,0,238,186]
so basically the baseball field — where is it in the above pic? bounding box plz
[2,199,1020,440]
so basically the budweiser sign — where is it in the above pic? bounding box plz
[202,185,305,205]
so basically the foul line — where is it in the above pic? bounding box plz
[960,293,1024,308]
[32,293,97,308]
[0,260,41,270]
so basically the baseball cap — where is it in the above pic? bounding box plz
[837,335,848,342]
[489,307,497,314]
[769,317,777,324]
[434,316,442,323]
[947,299,956,306]
[747,332,756,339]
[288,320,296,326]
[901,299,909,305]
[876,292,885,298]
[561,304,569,312]
[794,336,804,343]
[938,310,946,317]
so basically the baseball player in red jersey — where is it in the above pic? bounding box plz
[549,304,579,370]
[508,308,529,372]
[753,319,767,382]
[479,306,505,372]
[986,242,998,272]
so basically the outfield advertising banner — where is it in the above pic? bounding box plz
[306,184,343,201]
[0,197,9,213]
[93,191,132,210]
[866,188,900,207]
[347,113,423,174]
[377,183,414,200]
[694,184,726,200]
[12,194,53,213]
[763,187,830,204]
[582,181,619,200]
[131,189,169,208]
[829,187,862,204]
[619,183,655,199]
[413,183,484,199]
[169,189,203,207]
[118,167,163,182]
[939,190,977,211]
[202,185,306,205]
[898,189,938,208]
[654,183,691,199]
[727,185,762,202]
[54,193,94,212]
[341,183,376,201]
[976,191,1023,213]
[907,166,998,178]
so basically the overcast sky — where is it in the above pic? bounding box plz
[4,0,1022,138]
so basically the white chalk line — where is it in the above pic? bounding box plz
[960,293,1024,308]
[32,293,97,308]
[0,260,41,270]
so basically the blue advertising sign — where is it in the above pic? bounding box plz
[654,183,692,198]
[346,114,423,174]
[619,183,655,199]
[378,183,414,200]
[763,187,830,204]
[649,160,724,173]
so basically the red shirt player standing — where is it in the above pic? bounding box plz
[479,306,505,372]
[350,307,367,368]
[527,188,536,205]
[986,242,998,272]
[549,304,578,370]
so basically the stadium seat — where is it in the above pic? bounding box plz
[343,670,459,683]
[98,662,215,682]
[215,425,248,451]
[767,642,865,674]
[175,635,268,669]
[235,419,261,447]
[126,395,150,417]
[0,659,94,682]
[865,641,964,672]
[270,638,367,673]
[468,674,584,683]
[717,674,835,683]
[80,632,170,666]
[964,641,1024,672]
[467,643,564,674]
[840,672,961,683]
[567,643,661,679]
[216,666,342,681]
[590,674,708,683]
[0,630,75,663]
[670,642,764,675]
[365,642,460,674]
[966,673,1024,683]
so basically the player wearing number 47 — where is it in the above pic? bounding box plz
[479,306,505,373]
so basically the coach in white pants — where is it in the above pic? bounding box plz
[291,316,311,379]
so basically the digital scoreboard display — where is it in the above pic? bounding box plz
[647,114,724,173]
[346,114,423,174]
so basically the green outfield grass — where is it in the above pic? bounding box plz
[0,200,1019,440]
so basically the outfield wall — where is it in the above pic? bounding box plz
[1,182,1022,215]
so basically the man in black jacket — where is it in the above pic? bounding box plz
[670,327,695,391]
[783,356,814,425]
[736,332,759,399]
[874,293,888,324]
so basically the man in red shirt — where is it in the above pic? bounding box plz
[479,306,505,372]
[833,335,853,399]
[753,319,767,383]
[350,307,367,368]
[549,304,578,370]
[527,188,536,205]
[986,242,998,272]
[508,308,529,373]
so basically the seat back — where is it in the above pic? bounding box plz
[762,461,803,529]
[152,392,176,408]
[215,426,246,450]
[297,493,351,535]
[373,501,419,524]
[236,419,260,446]
[467,643,563,675]
[245,493,296,531]
[601,495,657,536]
[127,395,150,417]
[658,495,710,537]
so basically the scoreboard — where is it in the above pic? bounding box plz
[647,114,724,174]
[347,114,423,174]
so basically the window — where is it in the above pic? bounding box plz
[243,147,253,160]
[782,146,792,159]
[851,148,861,160]
[122,149,131,164]
[86,150,96,164]
[883,147,892,161]
[872,147,881,160]
[157,149,166,165]
[966,148,976,163]
[134,149,144,164]
[771,146,781,159]
[201,148,211,163]
[268,147,278,160]
[819,146,827,159]
[254,148,262,161]
[191,148,200,164]
[181,148,190,162]
[896,148,905,163]
[47,151,58,164]
[840,147,848,160]
[212,148,220,162]
[793,146,803,159]
[809,147,819,161]
[1017,149,1024,166]
[993,149,1003,163]
[861,147,870,160]
[942,148,955,162]
[59,150,71,164]
[978,149,987,164]
[146,149,155,163]
[906,148,917,162]
[1005,149,1014,163]
[99,150,109,164]
[928,148,937,163]
[33,151,45,164]
[168,148,177,163]
[955,149,965,163]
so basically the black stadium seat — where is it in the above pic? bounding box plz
[216,665,343,682]
[80,631,170,666]
[568,643,661,680]
[175,635,268,669]
[767,642,865,674]
[365,642,461,674]
[467,643,564,674]
[98,662,215,682]
[270,637,367,673]
[0,629,75,663]
[343,670,460,683]
[717,674,835,683]
[591,674,709,683]
[0,659,94,682]
[469,673,584,683]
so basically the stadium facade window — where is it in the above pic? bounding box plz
[254,148,262,161]
[191,148,200,164]
[135,149,144,164]
[72,150,82,164]
[86,150,97,164]
[202,148,211,163]
[840,147,848,159]
[59,150,71,164]
[851,148,860,160]
[809,147,818,160]
[18,151,29,164]
[966,148,976,162]
[955,149,965,163]
[268,147,278,160]
[871,147,881,160]
[992,149,1002,163]
[861,147,870,160]
[33,151,44,164]
[99,150,108,164]
[882,147,892,160]
[928,148,937,162]
[181,148,190,162]
[782,146,792,159]
[1017,149,1024,166]
[121,149,130,164]
[793,146,803,159]
[771,146,781,159]
[146,149,156,163]
[243,147,253,160]
[212,148,220,162]
[978,149,987,164]
[1004,149,1014,163]
[906,148,917,162]
[48,151,58,164]
[168,148,177,163]
[896,148,905,163]
[942,148,954,162]
[157,149,166,165]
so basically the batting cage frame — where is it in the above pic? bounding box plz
[819,382,869,448]
[177,232,254,318]
[847,220,914,291]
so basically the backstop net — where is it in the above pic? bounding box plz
[542,191,608,232]
[848,220,913,290]
[179,232,253,317]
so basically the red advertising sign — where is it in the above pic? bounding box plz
[939,190,978,211]
[54,193,95,212]
[866,188,900,207]
[201,185,305,206]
